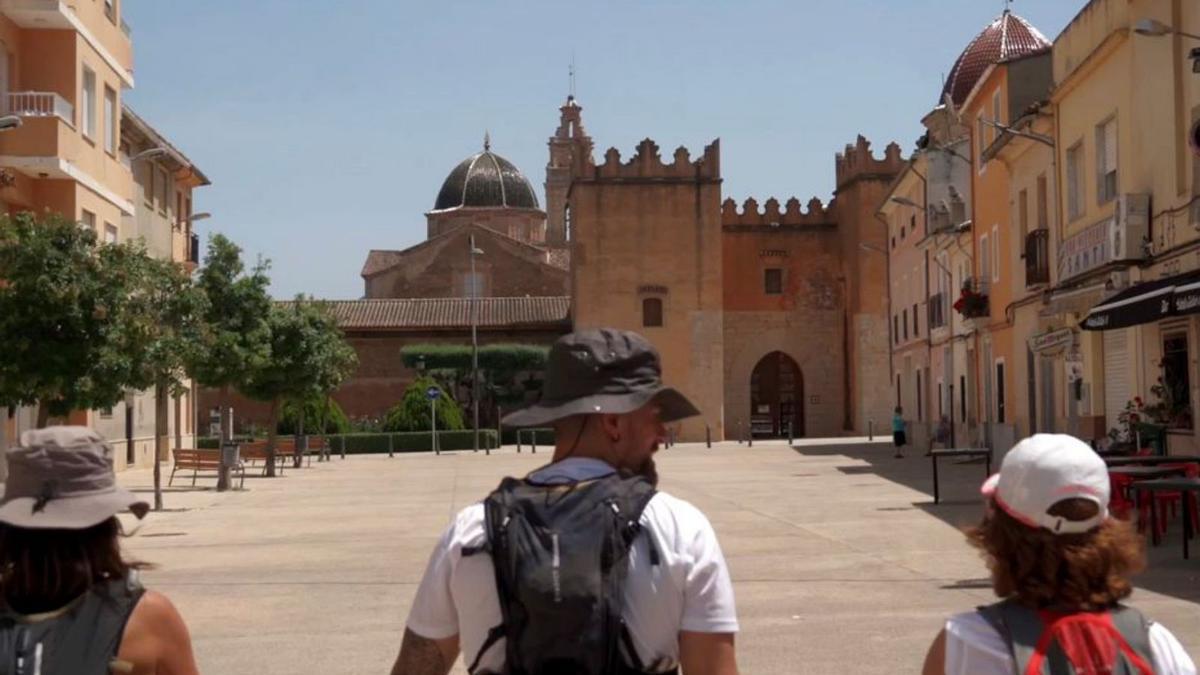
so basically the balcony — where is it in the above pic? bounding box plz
[6,91,73,123]
[929,292,947,330]
[1024,229,1050,288]
[953,278,990,320]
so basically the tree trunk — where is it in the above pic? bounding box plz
[36,404,49,429]
[294,407,306,469]
[154,380,168,511]
[264,398,279,478]
[217,386,232,492]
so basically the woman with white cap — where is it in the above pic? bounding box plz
[0,427,200,674]
[921,433,1195,675]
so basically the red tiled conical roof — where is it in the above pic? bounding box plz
[941,11,1051,106]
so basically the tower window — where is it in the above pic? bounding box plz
[764,268,783,295]
[642,298,663,327]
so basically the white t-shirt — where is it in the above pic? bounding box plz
[406,458,739,673]
[944,610,1197,675]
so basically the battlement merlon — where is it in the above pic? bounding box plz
[834,135,905,190]
[581,138,721,181]
[721,195,837,228]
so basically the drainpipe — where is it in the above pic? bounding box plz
[873,212,895,420]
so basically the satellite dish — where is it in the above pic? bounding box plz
[942,92,961,125]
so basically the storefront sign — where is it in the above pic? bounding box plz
[1029,328,1074,353]
[1058,218,1112,282]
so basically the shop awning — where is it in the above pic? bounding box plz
[1081,270,1200,331]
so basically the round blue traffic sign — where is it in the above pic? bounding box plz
[426,387,441,400]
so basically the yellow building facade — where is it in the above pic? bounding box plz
[1053,0,1200,453]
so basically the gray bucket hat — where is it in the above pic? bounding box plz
[502,328,700,427]
[0,426,148,529]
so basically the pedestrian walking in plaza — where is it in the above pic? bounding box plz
[0,426,200,675]
[892,406,907,458]
[921,433,1196,675]
[391,328,740,675]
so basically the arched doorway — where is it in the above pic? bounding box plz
[750,352,804,438]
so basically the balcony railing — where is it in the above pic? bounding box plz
[954,278,990,319]
[929,292,947,329]
[1024,228,1050,287]
[6,91,73,123]
[189,232,200,265]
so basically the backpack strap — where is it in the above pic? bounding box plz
[467,624,506,675]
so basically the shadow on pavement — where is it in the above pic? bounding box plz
[793,440,1200,604]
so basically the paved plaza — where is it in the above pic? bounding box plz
[117,440,1200,674]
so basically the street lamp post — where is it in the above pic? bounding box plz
[470,233,485,454]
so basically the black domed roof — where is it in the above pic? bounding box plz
[433,143,539,211]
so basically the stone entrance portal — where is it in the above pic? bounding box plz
[750,351,804,438]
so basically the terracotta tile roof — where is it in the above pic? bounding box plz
[302,297,571,330]
[942,11,1051,106]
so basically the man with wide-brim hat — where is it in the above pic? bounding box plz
[393,328,740,675]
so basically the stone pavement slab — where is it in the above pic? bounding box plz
[116,440,1200,674]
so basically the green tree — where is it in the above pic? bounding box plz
[242,298,357,476]
[0,212,148,426]
[189,235,272,440]
[384,376,465,432]
[122,254,208,511]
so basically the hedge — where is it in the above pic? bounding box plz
[331,430,499,454]
[501,428,555,446]
[201,430,504,453]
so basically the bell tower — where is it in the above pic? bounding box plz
[545,95,593,246]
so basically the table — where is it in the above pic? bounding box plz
[930,448,992,504]
[1131,477,1200,559]
[1104,456,1200,467]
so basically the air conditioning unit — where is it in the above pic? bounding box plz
[1111,193,1150,260]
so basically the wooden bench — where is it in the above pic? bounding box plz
[240,441,287,476]
[169,449,245,489]
[929,447,992,504]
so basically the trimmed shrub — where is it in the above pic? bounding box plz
[401,343,548,372]
[277,397,350,435]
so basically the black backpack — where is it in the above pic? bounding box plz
[466,471,671,675]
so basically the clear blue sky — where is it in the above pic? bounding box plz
[124,1,1082,300]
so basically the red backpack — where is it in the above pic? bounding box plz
[978,599,1156,675]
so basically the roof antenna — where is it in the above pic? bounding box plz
[1004,0,1012,13]
[483,130,490,151]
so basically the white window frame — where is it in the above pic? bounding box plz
[80,209,96,231]
[81,66,96,139]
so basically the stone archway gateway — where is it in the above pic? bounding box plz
[750,351,804,438]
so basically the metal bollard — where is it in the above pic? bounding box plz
[737,421,743,445]
[788,420,793,445]
[388,433,394,458]
[706,425,712,449]
[531,432,537,455]
[868,420,874,442]
[516,430,522,454]
[340,435,346,460]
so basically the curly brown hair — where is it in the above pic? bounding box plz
[967,498,1145,611]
